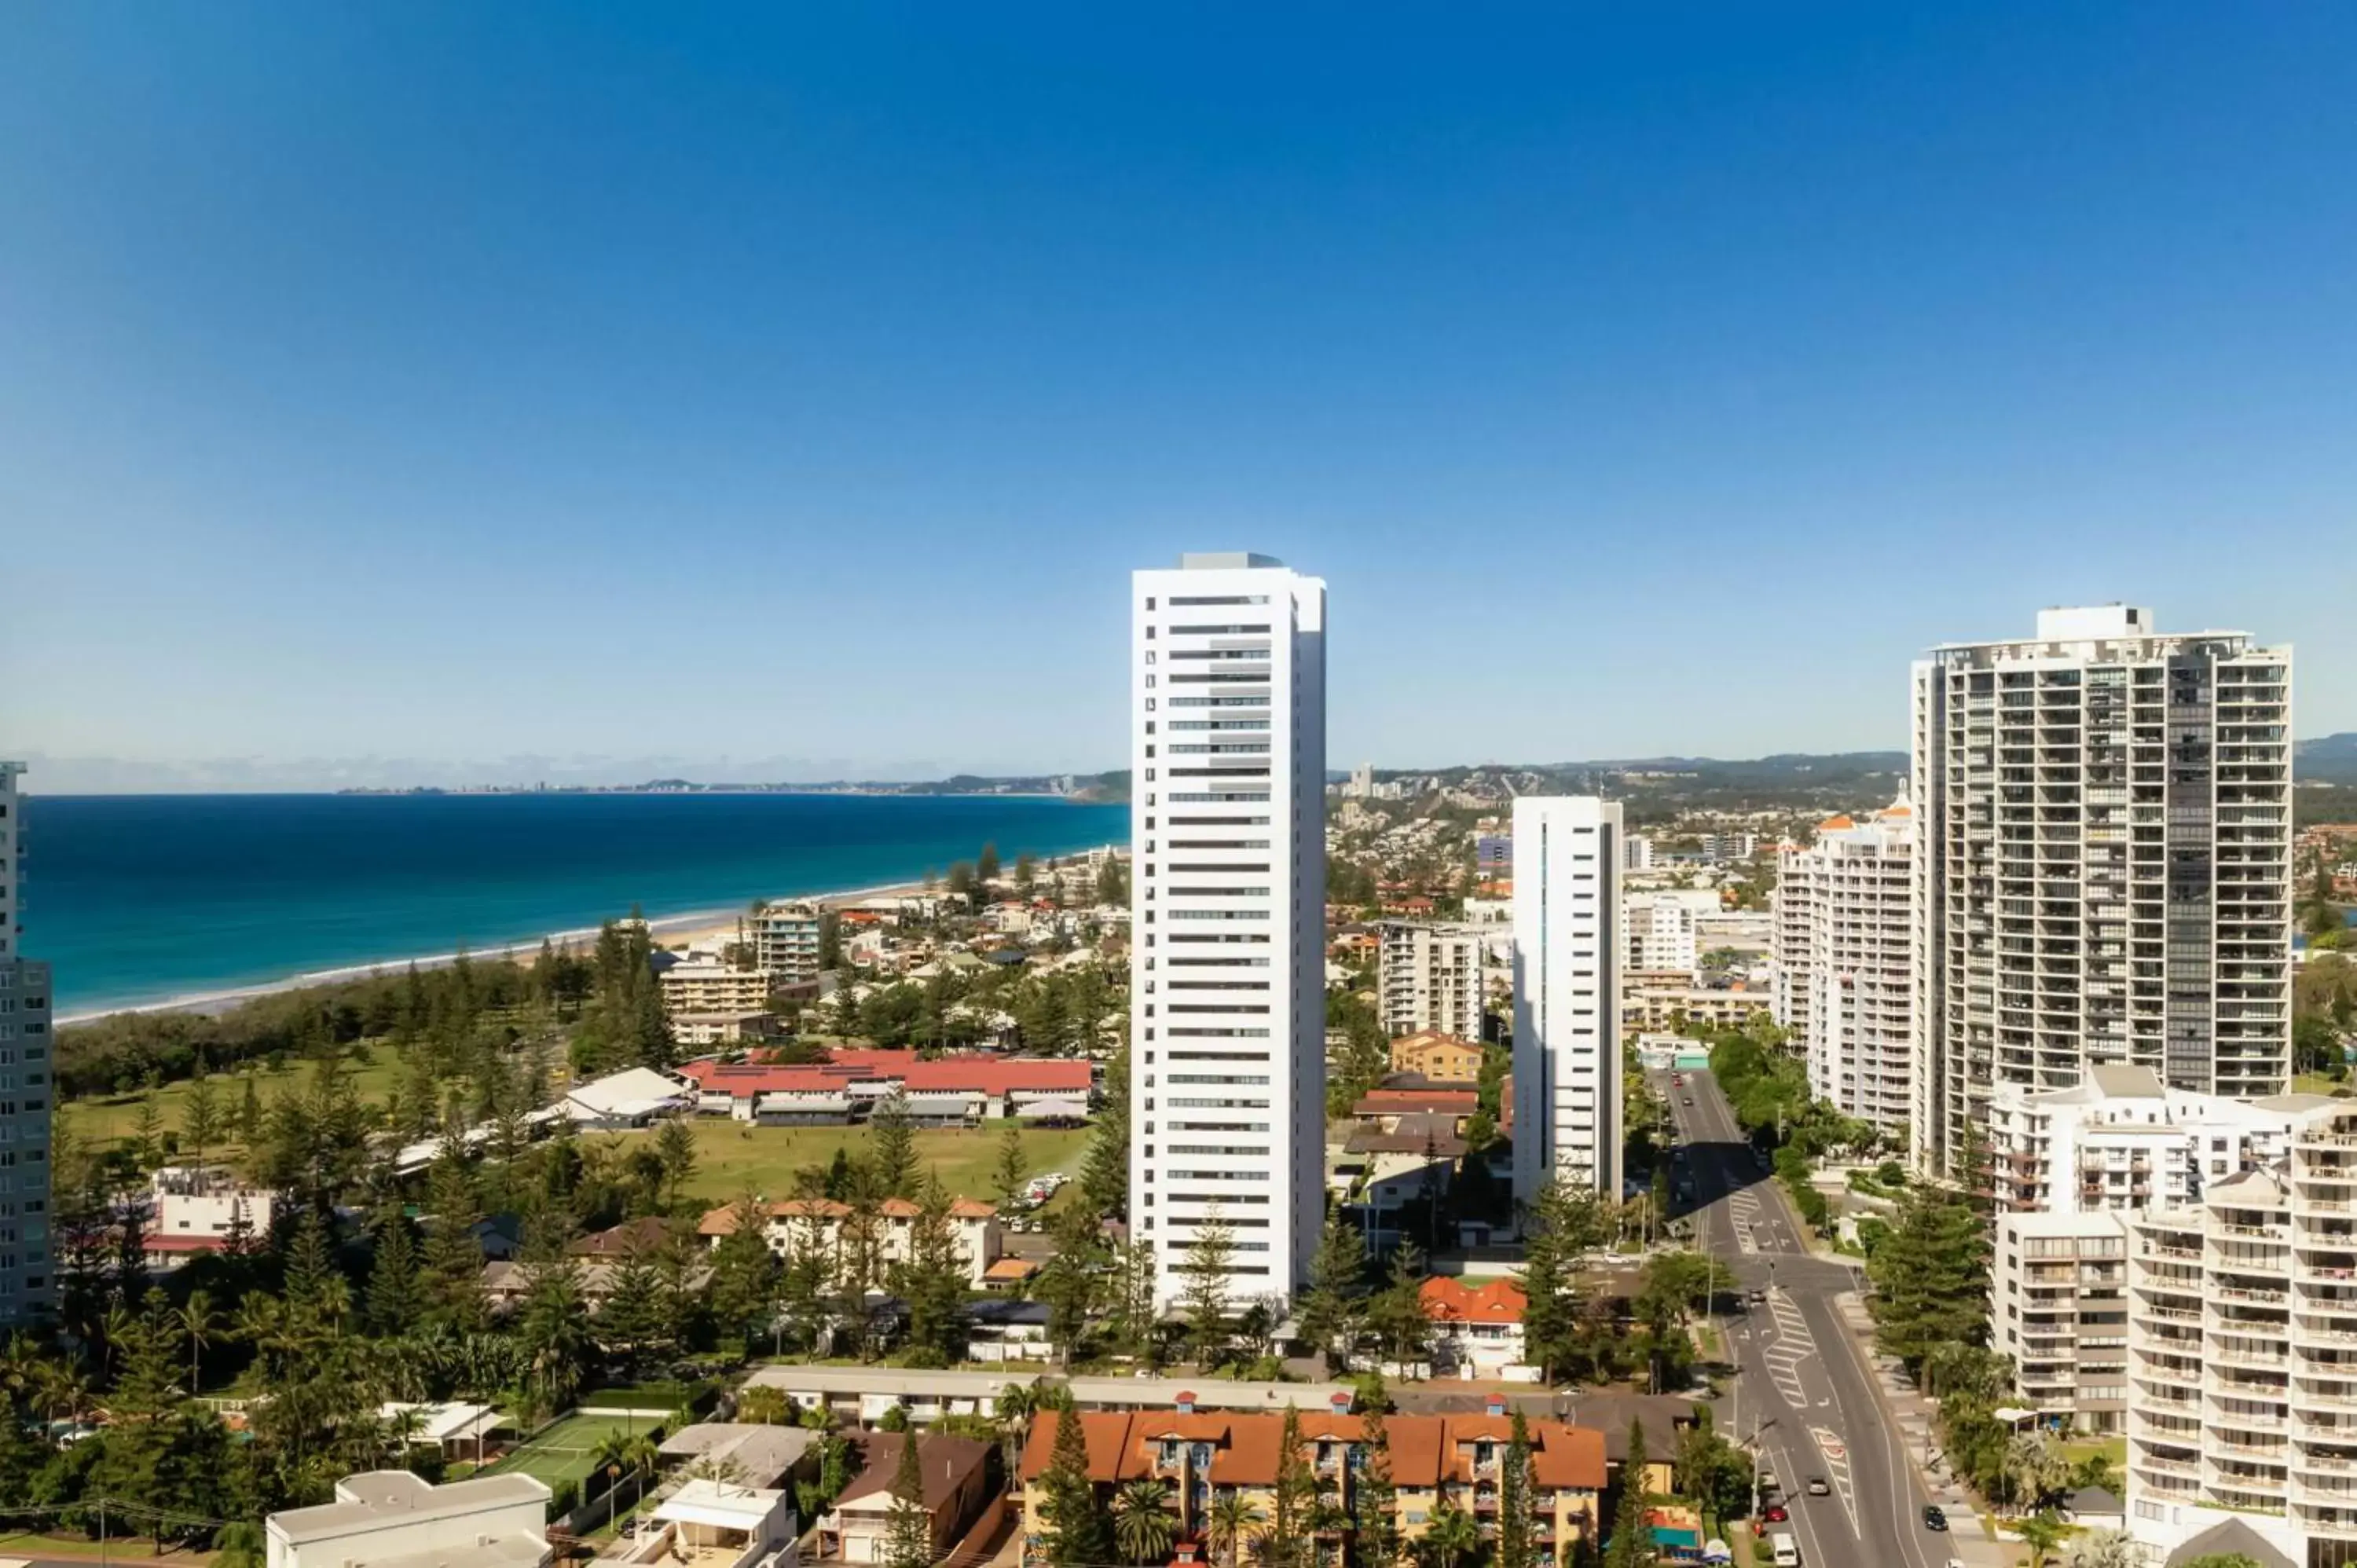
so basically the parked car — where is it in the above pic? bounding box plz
[1759,1504,1789,1524]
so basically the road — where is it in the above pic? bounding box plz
[1665,1068,1946,1568]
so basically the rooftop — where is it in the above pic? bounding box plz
[268,1471,552,1545]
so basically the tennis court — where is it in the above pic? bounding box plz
[486,1411,648,1489]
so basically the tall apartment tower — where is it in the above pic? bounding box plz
[1772,800,1914,1133]
[1512,797,1624,1205]
[0,763,53,1326]
[1376,921,1486,1040]
[1130,554,1326,1311]
[1910,606,2293,1177]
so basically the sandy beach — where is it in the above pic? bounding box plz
[52,871,969,1027]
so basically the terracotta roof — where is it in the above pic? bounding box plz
[1020,1409,1604,1493]
[1816,814,1855,831]
[677,1052,1090,1100]
[1421,1276,1527,1325]
[984,1258,1039,1281]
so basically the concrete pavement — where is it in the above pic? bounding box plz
[1666,1068,1961,1568]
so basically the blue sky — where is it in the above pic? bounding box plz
[5,4,2355,787]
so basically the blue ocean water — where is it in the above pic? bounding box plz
[24,793,1129,1017]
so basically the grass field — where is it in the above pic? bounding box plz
[488,1411,650,1488]
[610,1118,1093,1208]
[64,1052,407,1154]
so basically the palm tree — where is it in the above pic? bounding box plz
[1206,1491,1266,1568]
[2007,1431,2068,1511]
[1113,1478,1178,1565]
[180,1288,222,1394]
[2064,1530,2137,1568]
[2015,1508,2069,1568]
[592,1431,632,1530]
[1417,1501,1481,1568]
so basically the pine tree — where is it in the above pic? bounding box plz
[880,1430,934,1568]
[1180,1207,1236,1367]
[366,1213,427,1335]
[1497,1409,1535,1568]
[654,1118,699,1211]
[709,1189,779,1349]
[422,1142,489,1332]
[1035,1204,1105,1366]
[1518,1177,1589,1383]
[1866,1182,1990,1370]
[1079,1046,1130,1218]
[895,1177,970,1366]
[871,1090,918,1199]
[1040,1407,1112,1566]
[1268,1404,1316,1568]
[1607,1419,1655,1568]
[235,1071,264,1145]
[1296,1212,1367,1372]
[977,842,1002,883]
[1354,1401,1402,1566]
[596,1244,667,1373]
[182,1065,222,1166]
[991,1120,1031,1207]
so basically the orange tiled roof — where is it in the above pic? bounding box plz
[1019,1409,1604,1493]
[1816,814,1855,831]
[1420,1276,1528,1325]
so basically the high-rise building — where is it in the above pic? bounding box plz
[2122,1097,2357,1560]
[1771,800,1913,1133]
[749,901,824,984]
[1623,834,1655,874]
[0,762,51,1326]
[1511,796,1624,1204]
[1623,888,1721,976]
[1910,606,2293,1177]
[1376,921,1486,1041]
[1130,553,1325,1311]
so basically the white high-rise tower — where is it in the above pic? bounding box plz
[0,762,53,1325]
[1772,799,1914,1134]
[1130,554,1326,1310]
[1910,606,2293,1177]
[1512,796,1624,1205]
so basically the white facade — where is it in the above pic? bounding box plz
[1910,607,2294,1178]
[659,958,775,1015]
[1700,832,1758,862]
[1624,888,1720,977]
[1512,796,1624,1204]
[1986,1065,2312,1217]
[2123,1098,2357,1562]
[1377,921,1486,1040]
[1771,803,1913,1132]
[266,1471,551,1568]
[750,902,823,983]
[0,763,49,1326]
[1993,1210,2132,1434]
[152,1165,277,1240]
[1623,834,1655,873]
[1131,553,1325,1311]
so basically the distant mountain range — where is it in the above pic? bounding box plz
[2301,734,2357,786]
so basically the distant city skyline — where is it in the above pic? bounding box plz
[6,8,2357,778]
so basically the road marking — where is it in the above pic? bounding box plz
[1809,1424,1861,1537]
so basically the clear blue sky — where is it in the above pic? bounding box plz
[5,4,2354,787]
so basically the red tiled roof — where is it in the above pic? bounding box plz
[677,1052,1089,1099]
[1020,1409,1604,1493]
[1421,1276,1528,1325]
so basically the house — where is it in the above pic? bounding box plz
[144,1166,274,1267]
[1420,1277,1533,1381]
[608,1478,797,1568]
[1388,1031,1485,1082]
[658,1425,822,1491]
[698,1196,1004,1286]
[265,1470,550,1568]
[1353,1086,1479,1130]
[676,1054,1091,1124]
[1016,1400,1605,1568]
[480,1255,713,1313]
[570,1216,680,1259]
[818,1433,993,1564]
[378,1402,511,1464]
[1566,1392,1703,1499]
[964,1299,1056,1365]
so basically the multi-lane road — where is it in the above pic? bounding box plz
[1664,1068,1951,1568]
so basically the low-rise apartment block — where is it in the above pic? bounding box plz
[749,902,824,984]
[1624,889,1721,977]
[1017,1403,1606,1568]
[266,1471,552,1568]
[1379,921,1488,1039]
[1388,1030,1484,1083]
[659,958,776,1017]
[698,1195,1005,1286]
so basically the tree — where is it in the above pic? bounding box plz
[1179,1208,1236,1366]
[894,1177,971,1366]
[1205,1491,1265,1568]
[177,1288,222,1394]
[1036,1205,1105,1366]
[871,1090,918,1199]
[366,1214,427,1336]
[1267,1405,1316,1568]
[515,1220,594,1420]
[879,1429,934,1568]
[1365,1242,1431,1368]
[2014,1510,2069,1568]
[708,1190,781,1349]
[183,1065,223,1165]
[1606,1420,1655,1568]
[1417,1501,1481,1568]
[1015,853,1039,896]
[1094,856,1129,907]
[596,1244,669,1371]
[1039,1408,1113,1566]
[654,1117,699,1211]
[977,843,1003,883]
[1296,1213,1368,1372]
[2064,1533,2137,1568]
[1080,1046,1131,1216]
[1353,1401,1402,1567]
[1497,1410,1535,1568]
[1112,1478,1177,1565]
[1517,1178,1594,1383]
[1866,1182,1989,1371]
[992,1120,1032,1207]
[422,1141,489,1332]
[2006,1429,2069,1511]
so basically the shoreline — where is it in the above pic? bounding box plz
[56,851,1117,1027]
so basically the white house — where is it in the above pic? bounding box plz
[266,1471,549,1568]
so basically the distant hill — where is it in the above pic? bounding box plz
[2300,734,2357,786]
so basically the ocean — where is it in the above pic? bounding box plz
[24,792,1129,1019]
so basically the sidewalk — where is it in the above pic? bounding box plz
[1833,1293,2014,1568]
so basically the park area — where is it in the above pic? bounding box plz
[604,1117,1093,1208]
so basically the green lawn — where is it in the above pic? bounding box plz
[610,1119,1091,1209]
[487,1412,651,1489]
[2296,1072,2353,1097]
[65,1051,407,1156]
[2061,1434,2126,1471]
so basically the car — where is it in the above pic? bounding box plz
[1747,1288,1767,1305]
[1759,1504,1789,1524]
[1805,1477,1831,1497]
[1923,1506,1948,1532]
[1672,1074,1684,1086]
[1682,1096,1694,1106]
